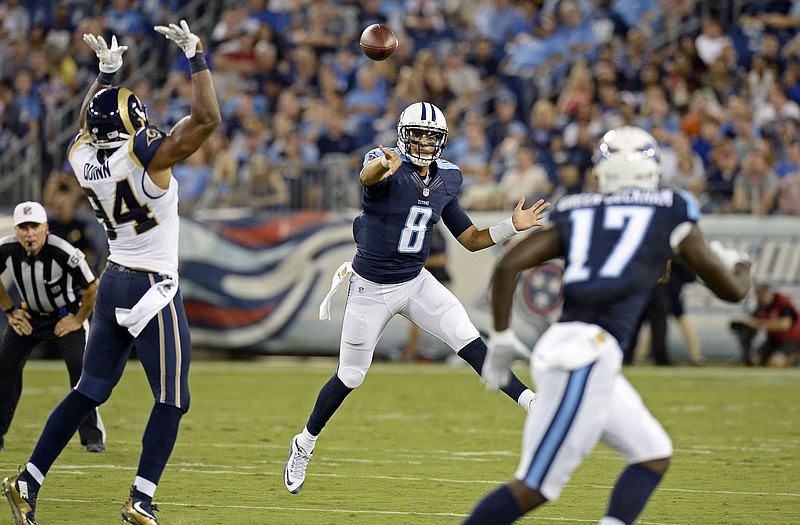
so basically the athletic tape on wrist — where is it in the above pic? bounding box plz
[189,51,208,74]
[489,217,518,244]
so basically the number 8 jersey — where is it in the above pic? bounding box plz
[67,126,178,276]
[353,147,473,284]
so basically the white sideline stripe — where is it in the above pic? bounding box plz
[34,497,688,524]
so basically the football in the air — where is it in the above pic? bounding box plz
[359,23,398,61]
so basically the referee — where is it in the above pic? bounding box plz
[0,201,104,452]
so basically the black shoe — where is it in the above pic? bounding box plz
[2,474,38,525]
[86,442,105,453]
[0,436,4,451]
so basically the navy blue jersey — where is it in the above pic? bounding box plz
[549,188,700,350]
[352,148,473,284]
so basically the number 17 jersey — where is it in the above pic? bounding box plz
[550,188,700,351]
[67,126,178,276]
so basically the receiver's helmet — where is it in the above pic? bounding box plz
[86,87,148,149]
[397,102,448,166]
[593,126,662,193]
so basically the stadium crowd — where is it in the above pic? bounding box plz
[3,0,800,217]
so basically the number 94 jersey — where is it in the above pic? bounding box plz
[550,188,700,351]
[67,126,178,276]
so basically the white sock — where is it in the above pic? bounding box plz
[25,463,44,486]
[598,517,626,525]
[517,389,538,411]
[134,476,157,498]
[297,427,318,451]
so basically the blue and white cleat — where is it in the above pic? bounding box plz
[284,435,313,494]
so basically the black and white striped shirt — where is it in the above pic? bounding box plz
[0,234,96,314]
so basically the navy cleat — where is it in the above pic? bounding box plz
[284,435,313,494]
[2,474,38,525]
[121,487,159,525]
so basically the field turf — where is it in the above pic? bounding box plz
[0,358,797,524]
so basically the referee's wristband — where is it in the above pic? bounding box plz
[3,305,15,315]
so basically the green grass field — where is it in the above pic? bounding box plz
[0,359,797,525]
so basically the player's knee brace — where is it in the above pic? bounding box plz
[337,365,367,389]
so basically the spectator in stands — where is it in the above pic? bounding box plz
[0,0,30,38]
[0,79,27,141]
[549,158,585,202]
[732,148,779,215]
[0,33,28,84]
[731,114,759,162]
[404,0,447,53]
[754,83,800,130]
[441,42,482,99]
[556,60,595,122]
[247,152,290,210]
[491,120,531,177]
[695,16,733,67]
[316,108,358,158]
[705,140,740,212]
[198,131,243,209]
[777,168,800,214]
[745,53,777,108]
[774,133,800,178]
[611,0,661,35]
[732,282,800,367]
[172,147,213,214]
[596,81,625,130]
[344,65,388,148]
[616,89,640,127]
[460,163,504,211]
[661,130,706,194]
[529,98,562,183]
[446,115,492,187]
[485,88,526,151]
[471,0,521,48]
[466,36,503,90]
[497,146,552,207]
[614,27,649,91]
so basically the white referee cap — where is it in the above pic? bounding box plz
[13,201,48,226]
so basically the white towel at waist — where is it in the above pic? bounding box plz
[319,262,353,320]
[115,278,179,337]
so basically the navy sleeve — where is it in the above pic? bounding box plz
[131,125,167,170]
[440,197,474,239]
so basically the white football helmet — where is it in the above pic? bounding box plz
[593,126,662,193]
[397,102,448,166]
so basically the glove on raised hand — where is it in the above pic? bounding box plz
[83,34,127,73]
[154,19,200,58]
[709,240,752,272]
[482,329,531,392]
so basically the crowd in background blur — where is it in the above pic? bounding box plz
[3,0,800,220]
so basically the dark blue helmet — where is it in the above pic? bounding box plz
[86,87,148,149]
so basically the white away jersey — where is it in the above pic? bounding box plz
[67,125,179,276]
